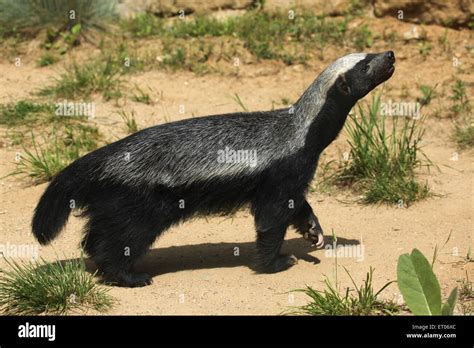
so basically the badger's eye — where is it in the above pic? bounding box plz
[362,65,369,73]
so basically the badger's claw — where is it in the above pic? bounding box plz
[299,212,324,248]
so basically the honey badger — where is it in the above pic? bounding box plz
[32,51,396,287]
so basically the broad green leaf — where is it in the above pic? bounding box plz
[71,23,82,35]
[441,287,458,315]
[397,249,442,315]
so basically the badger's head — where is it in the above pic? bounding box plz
[329,51,395,101]
[294,51,396,155]
[296,51,396,127]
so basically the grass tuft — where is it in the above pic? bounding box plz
[0,255,114,315]
[37,52,58,67]
[457,271,473,315]
[15,124,100,184]
[450,80,473,148]
[0,100,54,126]
[0,0,117,37]
[336,94,431,205]
[417,85,436,106]
[39,58,123,100]
[453,117,474,149]
[132,85,152,104]
[290,267,400,316]
[118,110,139,134]
[450,80,470,115]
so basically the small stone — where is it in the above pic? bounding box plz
[403,26,423,41]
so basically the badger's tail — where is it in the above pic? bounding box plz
[32,161,89,245]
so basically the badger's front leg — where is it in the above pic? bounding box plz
[255,223,298,273]
[291,200,325,248]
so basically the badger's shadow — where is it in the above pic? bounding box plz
[80,236,359,278]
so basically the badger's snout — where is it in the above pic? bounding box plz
[373,50,395,84]
[384,50,395,64]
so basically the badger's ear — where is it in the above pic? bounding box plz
[336,75,351,96]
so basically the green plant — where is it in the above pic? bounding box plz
[417,85,436,106]
[353,24,373,50]
[336,94,431,205]
[0,0,117,36]
[449,80,473,148]
[280,97,291,106]
[15,125,100,184]
[5,130,25,145]
[457,271,473,315]
[450,80,470,115]
[459,271,473,300]
[397,248,458,315]
[466,246,473,263]
[121,13,164,38]
[118,110,138,133]
[39,58,123,100]
[232,93,249,112]
[0,254,114,315]
[453,116,474,148]
[431,231,452,268]
[438,28,451,53]
[158,37,214,73]
[115,42,150,74]
[419,41,432,59]
[161,44,187,70]
[37,52,58,67]
[46,23,83,54]
[60,23,81,45]
[291,267,399,316]
[347,0,370,16]
[0,100,55,126]
[132,85,152,104]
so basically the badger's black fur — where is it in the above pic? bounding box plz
[32,51,395,287]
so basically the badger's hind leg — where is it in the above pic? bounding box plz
[82,214,160,287]
[81,196,171,287]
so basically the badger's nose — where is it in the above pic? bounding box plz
[385,51,395,63]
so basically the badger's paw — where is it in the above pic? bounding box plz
[259,254,298,274]
[104,271,153,288]
[297,213,325,249]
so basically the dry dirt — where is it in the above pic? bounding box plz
[0,16,472,315]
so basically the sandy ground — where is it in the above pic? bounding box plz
[0,16,473,314]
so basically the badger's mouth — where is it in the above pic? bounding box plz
[376,63,395,85]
